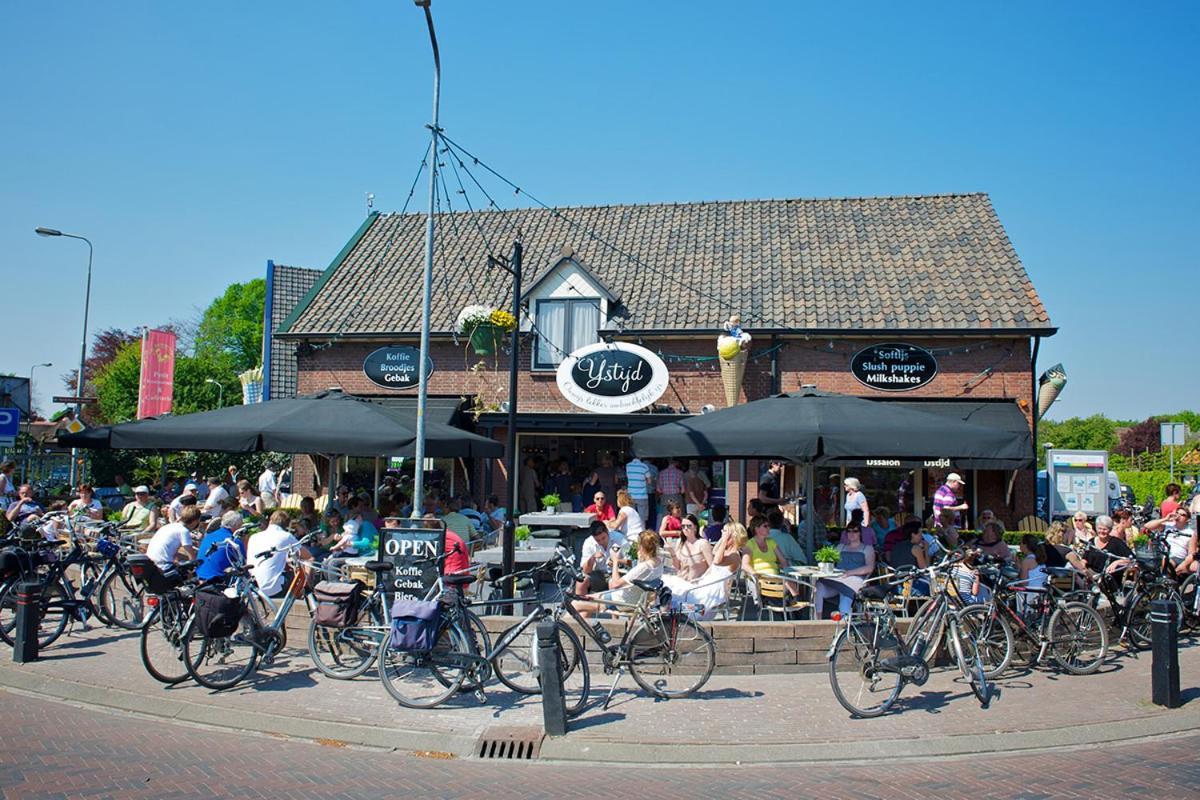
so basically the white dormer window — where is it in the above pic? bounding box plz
[534,298,600,369]
[523,253,618,371]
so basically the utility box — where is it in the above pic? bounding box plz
[1046,449,1108,520]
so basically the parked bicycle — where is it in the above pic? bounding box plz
[1073,533,1183,649]
[129,553,203,685]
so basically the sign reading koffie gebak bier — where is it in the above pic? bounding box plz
[851,343,938,392]
[362,345,435,390]
[556,342,669,414]
[379,519,447,601]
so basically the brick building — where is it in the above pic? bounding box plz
[271,193,1054,526]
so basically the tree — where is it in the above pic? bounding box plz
[195,279,266,374]
[1036,415,1118,465]
[60,327,142,423]
[91,341,241,425]
[1119,417,1162,456]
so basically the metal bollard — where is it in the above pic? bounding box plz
[1150,599,1180,708]
[13,581,41,663]
[536,618,568,736]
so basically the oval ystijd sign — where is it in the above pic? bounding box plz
[557,342,669,414]
[363,346,434,390]
[850,343,938,392]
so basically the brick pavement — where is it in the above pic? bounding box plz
[0,690,1194,800]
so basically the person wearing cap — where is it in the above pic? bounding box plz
[168,483,200,523]
[933,472,969,525]
[119,486,159,532]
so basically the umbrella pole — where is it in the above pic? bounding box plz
[804,462,816,561]
[373,457,382,507]
[326,454,338,509]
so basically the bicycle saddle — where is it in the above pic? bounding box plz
[1046,566,1076,578]
[632,578,663,592]
[860,584,890,600]
[442,573,475,587]
[365,560,394,573]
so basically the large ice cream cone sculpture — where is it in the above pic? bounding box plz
[1037,363,1067,420]
[720,348,747,407]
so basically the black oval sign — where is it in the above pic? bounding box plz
[850,343,938,392]
[363,346,434,391]
[570,349,655,397]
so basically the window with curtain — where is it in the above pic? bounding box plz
[533,298,601,369]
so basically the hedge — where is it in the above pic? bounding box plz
[1115,470,1175,508]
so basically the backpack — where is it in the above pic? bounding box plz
[388,597,440,652]
[312,580,364,628]
[194,586,246,639]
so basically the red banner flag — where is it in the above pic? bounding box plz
[137,328,176,419]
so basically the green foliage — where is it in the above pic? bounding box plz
[814,545,840,564]
[1115,469,1174,508]
[541,493,561,508]
[514,525,531,542]
[195,279,266,373]
[1002,530,1043,546]
[1036,415,1118,466]
[92,341,143,424]
[86,448,285,491]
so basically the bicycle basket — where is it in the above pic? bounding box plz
[312,580,363,628]
[388,597,440,652]
[194,587,246,639]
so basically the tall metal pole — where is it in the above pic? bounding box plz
[413,0,440,513]
[502,239,522,596]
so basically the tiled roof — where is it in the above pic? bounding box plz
[280,193,1052,336]
[266,263,321,399]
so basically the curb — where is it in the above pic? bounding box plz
[2,663,1197,765]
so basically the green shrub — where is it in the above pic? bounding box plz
[1115,470,1174,508]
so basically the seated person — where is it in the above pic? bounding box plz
[196,511,247,584]
[6,484,44,526]
[572,530,663,619]
[577,521,624,595]
[585,491,617,522]
[933,509,960,550]
[483,495,507,530]
[118,486,159,532]
[882,520,916,560]
[1143,508,1197,576]
[950,549,991,603]
[976,521,1012,565]
[664,521,746,621]
[169,484,200,523]
[1082,515,1132,582]
[672,515,713,582]
[68,483,104,521]
[703,505,727,544]
[658,501,684,542]
[814,523,876,618]
[146,506,203,570]
[867,506,895,549]
[247,510,312,598]
[745,515,800,598]
[296,496,321,533]
[766,510,807,566]
[608,489,646,541]
[1017,534,1049,590]
[1042,522,1087,575]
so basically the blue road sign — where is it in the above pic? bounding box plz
[0,408,19,444]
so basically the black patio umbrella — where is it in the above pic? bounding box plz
[630,387,1030,468]
[58,389,502,459]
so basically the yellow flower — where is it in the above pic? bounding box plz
[489,309,517,332]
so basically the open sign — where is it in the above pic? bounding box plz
[377,519,446,601]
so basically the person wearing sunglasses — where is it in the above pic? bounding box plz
[1144,508,1198,577]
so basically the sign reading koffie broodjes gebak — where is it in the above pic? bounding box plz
[850,343,938,392]
[362,346,435,390]
[556,342,669,414]
[378,520,447,601]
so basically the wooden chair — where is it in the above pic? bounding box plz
[1017,515,1048,533]
[753,572,812,621]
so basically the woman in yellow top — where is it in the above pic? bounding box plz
[744,515,801,598]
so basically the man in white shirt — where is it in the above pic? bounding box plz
[576,522,627,595]
[202,476,229,516]
[146,507,202,570]
[257,462,279,510]
[169,484,200,522]
[247,510,311,597]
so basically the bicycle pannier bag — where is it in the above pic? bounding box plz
[313,580,363,628]
[195,587,246,638]
[388,598,440,652]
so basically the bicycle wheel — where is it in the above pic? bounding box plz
[182,615,259,690]
[0,578,70,649]
[307,603,384,680]
[1127,586,1182,649]
[1179,574,1200,630]
[628,614,715,699]
[1048,601,1108,675]
[140,604,191,685]
[98,568,145,630]
[947,617,992,708]
[378,621,471,709]
[492,621,591,717]
[460,609,492,692]
[956,604,1013,678]
[828,624,902,718]
[904,598,946,663]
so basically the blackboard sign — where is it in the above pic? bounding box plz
[556,342,669,414]
[362,346,435,391]
[850,343,938,392]
[378,519,446,601]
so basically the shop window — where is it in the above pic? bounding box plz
[533,298,600,369]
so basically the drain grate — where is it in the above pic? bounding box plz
[474,725,545,760]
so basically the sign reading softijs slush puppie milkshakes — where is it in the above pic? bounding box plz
[362,346,435,390]
[557,342,669,414]
[850,343,938,392]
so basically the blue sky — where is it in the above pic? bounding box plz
[2,1,1196,421]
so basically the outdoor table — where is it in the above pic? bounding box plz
[783,565,845,610]
[517,511,596,565]
[474,544,563,613]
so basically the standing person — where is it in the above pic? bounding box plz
[1160,483,1183,518]
[68,483,104,521]
[0,461,17,510]
[549,460,574,500]
[658,500,684,543]
[644,459,660,527]
[519,456,541,514]
[258,461,279,510]
[655,458,685,514]
[146,506,202,570]
[842,477,870,528]
[118,486,159,533]
[202,476,229,517]
[683,460,710,516]
[623,454,653,523]
[757,461,787,508]
[703,505,728,544]
[591,454,620,505]
[932,472,969,525]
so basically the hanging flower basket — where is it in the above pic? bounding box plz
[469,322,500,355]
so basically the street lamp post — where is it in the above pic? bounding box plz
[412,0,440,514]
[28,362,52,396]
[35,227,92,490]
[205,378,225,408]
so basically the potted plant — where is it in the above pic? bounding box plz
[814,546,840,575]
[541,493,561,514]
[514,525,532,550]
[1131,533,1153,559]
[456,305,518,356]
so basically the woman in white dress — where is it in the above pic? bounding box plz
[663,521,746,620]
